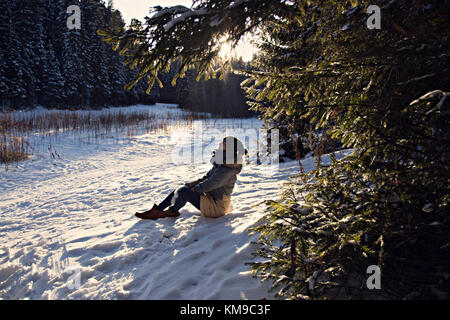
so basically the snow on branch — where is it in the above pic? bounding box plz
[160,0,256,31]
[396,73,436,86]
[149,5,190,20]
[163,7,210,32]
[409,90,450,112]
[227,0,252,9]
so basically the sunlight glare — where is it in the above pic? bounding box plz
[218,36,258,62]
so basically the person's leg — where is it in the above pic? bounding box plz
[171,185,201,212]
[156,190,175,211]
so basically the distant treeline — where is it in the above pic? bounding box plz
[0,0,154,109]
[0,0,254,118]
[155,60,255,118]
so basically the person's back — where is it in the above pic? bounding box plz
[193,162,243,218]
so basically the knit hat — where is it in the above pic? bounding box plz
[211,136,248,165]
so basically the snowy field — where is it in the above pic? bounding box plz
[0,104,351,300]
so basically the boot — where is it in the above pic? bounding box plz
[162,206,181,218]
[135,204,165,220]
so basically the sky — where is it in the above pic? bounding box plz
[112,0,258,61]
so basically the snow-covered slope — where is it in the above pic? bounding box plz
[0,104,350,300]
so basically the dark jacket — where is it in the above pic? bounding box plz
[189,163,242,217]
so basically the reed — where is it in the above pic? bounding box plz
[0,108,213,165]
[0,125,29,164]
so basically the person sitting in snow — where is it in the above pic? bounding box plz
[135,136,248,220]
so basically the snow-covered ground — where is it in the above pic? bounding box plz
[0,104,351,300]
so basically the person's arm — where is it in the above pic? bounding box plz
[193,167,233,194]
[185,168,213,188]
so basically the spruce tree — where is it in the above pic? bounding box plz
[0,1,10,106]
[2,0,37,108]
[244,0,450,299]
[36,0,65,107]
[104,4,128,106]
[59,0,84,107]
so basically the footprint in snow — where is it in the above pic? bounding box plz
[91,240,122,253]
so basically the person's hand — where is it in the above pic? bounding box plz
[185,182,196,189]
